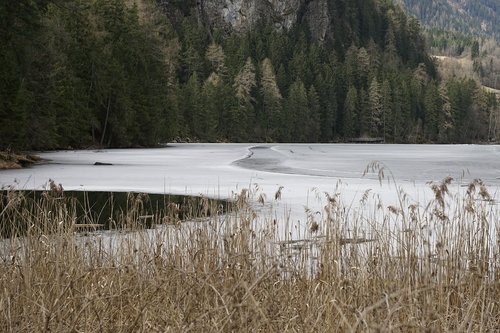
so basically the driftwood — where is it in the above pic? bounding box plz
[349,137,385,143]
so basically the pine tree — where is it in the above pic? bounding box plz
[344,86,358,138]
[423,81,441,141]
[259,58,282,141]
[383,25,399,70]
[344,45,359,87]
[206,42,227,75]
[183,73,202,138]
[315,61,338,141]
[438,83,454,142]
[285,79,309,142]
[358,87,369,137]
[232,57,257,141]
[391,81,408,142]
[368,78,383,136]
[201,73,224,141]
[381,79,392,141]
[357,47,371,88]
[234,58,256,105]
[307,85,321,142]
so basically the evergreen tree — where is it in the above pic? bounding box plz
[438,84,454,142]
[307,86,321,142]
[201,73,224,141]
[315,61,338,141]
[380,79,392,140]
[285,79,309,142]
[233,57,257,141]
[423,81,441,141]
[368,78,383,136]
[344,86,358,138]
[183,73,202,138]
[358,87,369,137]
[206,42,227,75]
[259,58,282,141]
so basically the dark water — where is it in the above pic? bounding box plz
[0,190,228,237]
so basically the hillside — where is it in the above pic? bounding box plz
[0,0,498,149]
[395,0,500,91]
[396,0,499,40]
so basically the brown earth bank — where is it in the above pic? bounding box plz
[0,151,41,170]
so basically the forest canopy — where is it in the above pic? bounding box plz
[0,0,498,150]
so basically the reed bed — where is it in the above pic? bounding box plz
[0,178,498,332]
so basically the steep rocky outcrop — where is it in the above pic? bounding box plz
[304,0,329,42]
[161,0,332,41]
[206,0,331,41]
[204,0,302,32]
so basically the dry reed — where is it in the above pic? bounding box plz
[0,178,498,332]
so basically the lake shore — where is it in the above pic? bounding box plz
[0,151,41,170]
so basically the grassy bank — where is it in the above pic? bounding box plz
[0,180,498,332]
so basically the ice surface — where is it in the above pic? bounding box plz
[1,143,499,237]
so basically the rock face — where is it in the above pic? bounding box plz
[304,0,329,42]
[203,0,300,32]
[202,0,331,41]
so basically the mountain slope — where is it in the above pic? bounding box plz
[0,0,497,149]
[396,0,499,40]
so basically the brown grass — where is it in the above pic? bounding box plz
[0,151,40,169]
[0,179,498,332]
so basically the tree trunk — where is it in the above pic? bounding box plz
[100,96,111,146]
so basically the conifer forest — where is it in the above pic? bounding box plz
[1,0,498,149]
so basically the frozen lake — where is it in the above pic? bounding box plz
[1,143,500,235]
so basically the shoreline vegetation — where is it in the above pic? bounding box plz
[0,151,41,170]
[0,178,498,331]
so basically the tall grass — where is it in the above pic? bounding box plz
[0,178,498,332]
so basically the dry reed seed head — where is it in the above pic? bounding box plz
[360,189,372,205]
[258,193,266,205]
[430,183,446,209]
[464,178,493,202]
[432,208,448,221]
[274,186,284,201]
[4,190,24,209]
[478,184,492,201]
[442,176,453,186]
[466,181,477,197]
[408,203,418,213]
[48,178,64,195]
[324,192,340,207]
[235,189,250,208]
[465,199,475,213]
[200,196,210,216]
[239,188,249,198]
[387,205,401,215]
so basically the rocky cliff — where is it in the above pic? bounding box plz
[166,0,331,42]
[208,0,330,40]
[207,0,301,31]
